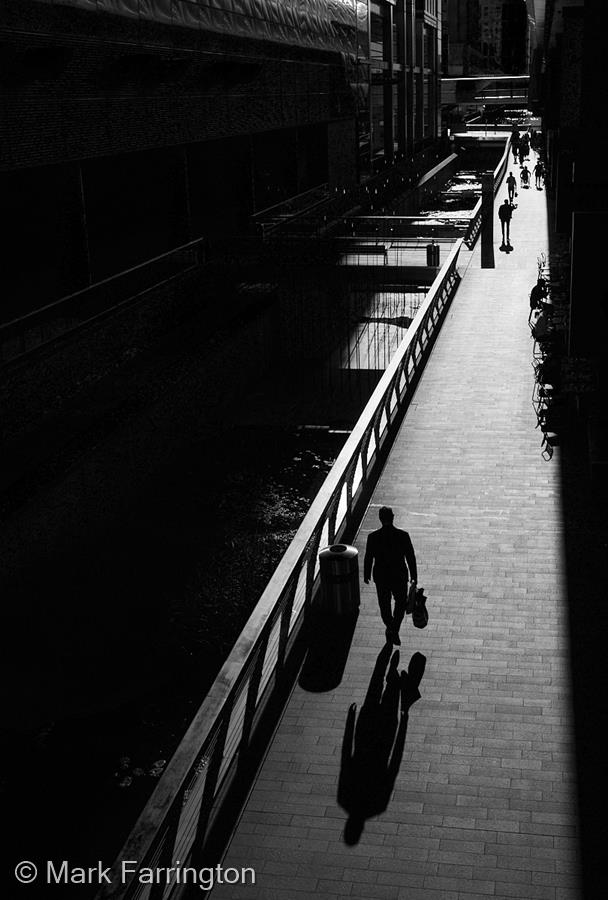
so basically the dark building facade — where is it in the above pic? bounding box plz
[542,0,608,362]
[0,0,442,323]
[500,0,529,74]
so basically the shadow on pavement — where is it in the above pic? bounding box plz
[337,646,426,844]
[299,608,359,693]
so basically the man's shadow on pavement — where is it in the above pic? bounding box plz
[337,646,426,844]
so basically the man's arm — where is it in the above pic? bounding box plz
[363,534,374,584]
[404,532,417,583]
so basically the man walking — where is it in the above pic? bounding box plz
[506,170,517,204]
[511,128,520,163]
[534,160,545,189]
[364,507,418,645]
[498,199,513,247]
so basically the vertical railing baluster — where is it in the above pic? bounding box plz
[277,578,296,675]
[146,794,183,900]
[236,633,270,778]
[189,710,232,869]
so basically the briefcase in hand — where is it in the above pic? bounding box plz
[412,588,428,629]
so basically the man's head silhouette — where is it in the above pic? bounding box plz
[379,506,394,525]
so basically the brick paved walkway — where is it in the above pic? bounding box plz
[209,174,582,900]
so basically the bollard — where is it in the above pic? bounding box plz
[318,544,360,615]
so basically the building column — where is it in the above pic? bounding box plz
[405,0,415,158]
[384,1,395,163]
[481,172,495,269]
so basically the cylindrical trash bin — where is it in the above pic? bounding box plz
[426,241,440,267]
[318,544,360,615]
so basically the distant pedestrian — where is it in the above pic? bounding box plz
[520,165,530,188]
[498,199,513,246]
[520,137,529,161]
[534,160,545,189]
[364,507,418,646]
[511,141,519,163]
[506,171,518,204]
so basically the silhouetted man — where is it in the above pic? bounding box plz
[363,506,417,645]
[498,199,513,247]
[534,160,545,189]
[506,171,517,204]
[511,129,520,162]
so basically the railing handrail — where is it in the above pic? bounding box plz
[0,236,206,340]
[251,184,330,220]
[335,215,472,223]
[493,136,512,191]
[97,238,464,900]
[416,153,458,189]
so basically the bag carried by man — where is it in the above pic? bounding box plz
[412,587,429,629]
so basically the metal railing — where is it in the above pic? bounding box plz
[0,238,206,366]
[96,238,463,900]
[256,144,453,238]
[251,184,331,237]
[335,215,467,241]
[463,136,511,249]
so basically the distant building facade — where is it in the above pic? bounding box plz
[442,0,531,76]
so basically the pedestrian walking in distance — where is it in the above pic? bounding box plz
[511,129,520,163]
[498,199,513,247]
[534,160,545,189]
[363,507,418,646]
[506,171,517,204]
